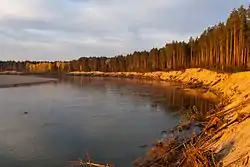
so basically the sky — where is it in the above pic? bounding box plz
[0,0,249,61]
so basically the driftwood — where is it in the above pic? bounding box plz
[69,156,113,167]
[80,161,110,167]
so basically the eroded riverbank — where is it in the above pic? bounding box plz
[1,69,249,166]
[69,69,250,166]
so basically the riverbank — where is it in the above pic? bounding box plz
[69,69,250,166]
[0,75,58,88]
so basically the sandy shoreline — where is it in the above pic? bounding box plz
[1,70,249,166]
[0,75,58,88]
[69,69,250,166]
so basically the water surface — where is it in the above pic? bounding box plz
[0,76,213,167]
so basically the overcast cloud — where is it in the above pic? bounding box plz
[0,0,249,61]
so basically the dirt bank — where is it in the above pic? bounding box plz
[0,75,58,88]
[69,69,250,166]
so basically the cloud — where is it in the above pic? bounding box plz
[0,0,248,61]
[0,0,54,19]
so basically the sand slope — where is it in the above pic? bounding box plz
[70,69,250,166]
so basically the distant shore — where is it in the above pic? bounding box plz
[0,75,58,88]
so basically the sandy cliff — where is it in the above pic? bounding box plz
[70,69,250,166]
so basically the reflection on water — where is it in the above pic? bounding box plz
[61,76,215,115]
[0,76,214,167]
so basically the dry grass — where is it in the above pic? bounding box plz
[133,98,245,167]
[134,96,250,167]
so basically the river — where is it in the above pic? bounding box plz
[0,76,214,167]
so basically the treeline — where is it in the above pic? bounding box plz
[0,5,250,73]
